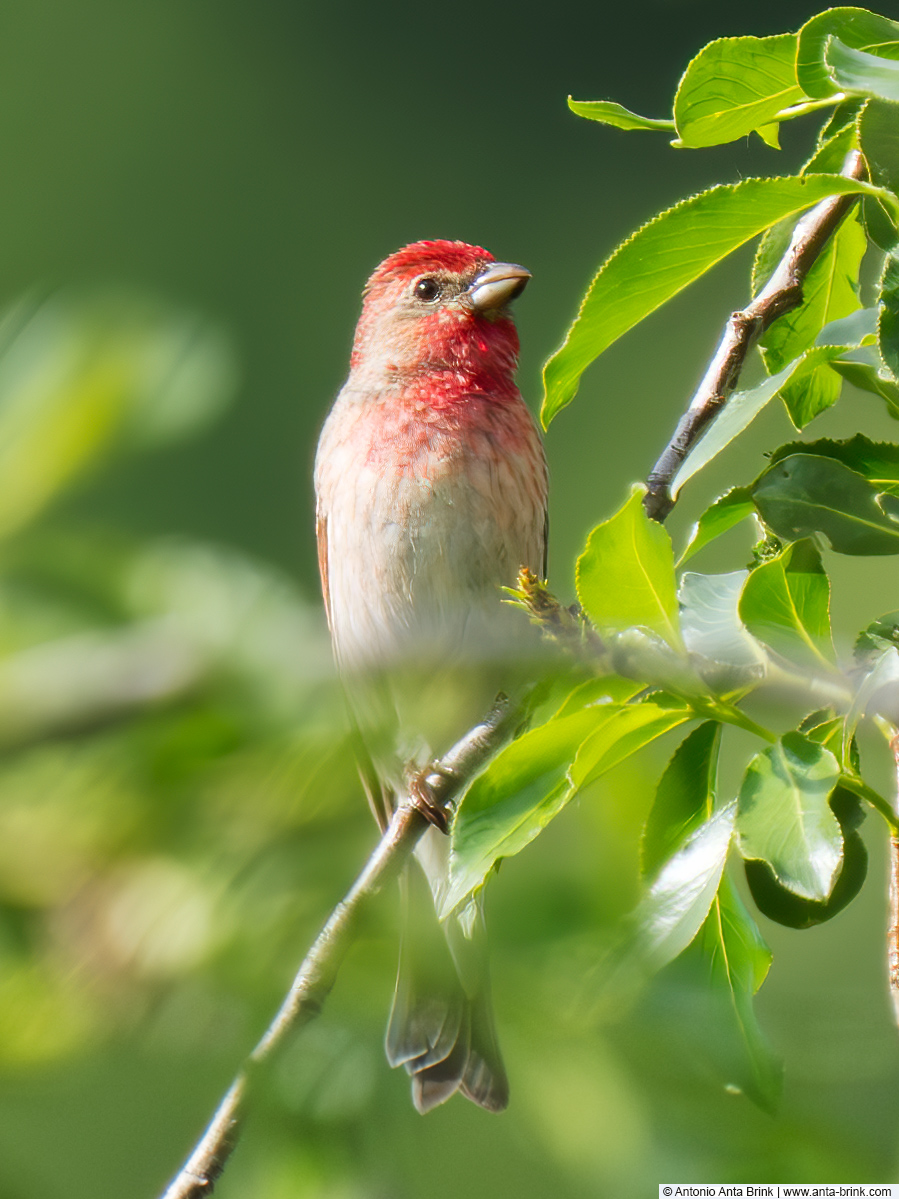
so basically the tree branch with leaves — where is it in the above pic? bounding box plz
[161,5,899,1191]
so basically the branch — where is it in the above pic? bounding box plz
[643,150,866,522]
[507,567,605,659]
[159,692,520,1199]
[161,150,870,1199]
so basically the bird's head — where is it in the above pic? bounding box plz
[349,240,530,387]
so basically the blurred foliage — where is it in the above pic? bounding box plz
[0,287,368,1196]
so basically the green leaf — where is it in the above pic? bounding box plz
[554,675,643,717]
[797,8,899,99]
[443,679,673,917]
[859,99,899,251]
[793,304,878,431]
[738,540,836,672]
[679,488,756,564]
[567,98,675,132]
[800,709,860,779]
[859,98,899,196]
[826,36,899,102]
[628,801,736,972]
[569,697,694,793]
[806,100,864,172]
[760,211,866,374]
[830,346,899,414]
[541,173,890,426]
[880,253,899,377]
[848,642,899,728]
[850,632,899,749]
[671,345,851,497]
[780,360,844,429]
[737,731,842,901]
[642,721,722,879]
[800,708,848,761]
[855,610,899,663]
[577,487,682,650]
[818,95,867,144]
[767,434,899,495]
[755,123,781,150]
[444,683,631,918]
[752,216,796,298]
[753,452,899,554]
[696,875,781,1112]
[864,196,899,253]
[679,570,766,683]
[745,786,867,927]
[816,305,878,345]
[673,35,805,149]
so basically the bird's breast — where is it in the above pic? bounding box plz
[315,386,546,673]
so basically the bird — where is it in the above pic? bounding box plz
[314,239,548,1113]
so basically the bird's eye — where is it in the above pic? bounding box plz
[413,277,442,302]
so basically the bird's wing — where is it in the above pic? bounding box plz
[316,510,333,635]
[318,506,396,830]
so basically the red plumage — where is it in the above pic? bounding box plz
[365,238,493,283]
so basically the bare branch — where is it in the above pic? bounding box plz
[159,692,520,1199]
[643,150,866,522]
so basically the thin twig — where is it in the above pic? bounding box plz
[507,567,605,658]
[159,693,520,1199]
[644,150,866,522]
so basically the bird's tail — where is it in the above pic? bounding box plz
[385,863,508,1114]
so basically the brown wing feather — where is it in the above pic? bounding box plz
[316,511,333,635]
[316,507,395,830]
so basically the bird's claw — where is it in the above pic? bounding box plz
[407,765,455,834]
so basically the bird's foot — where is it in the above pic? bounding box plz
[407,764,456,834]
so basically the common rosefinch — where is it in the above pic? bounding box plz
[314,240,548,1113]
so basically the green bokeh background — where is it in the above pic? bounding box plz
[1,2,899,1196]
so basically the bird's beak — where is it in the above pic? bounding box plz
[466,262,531,312]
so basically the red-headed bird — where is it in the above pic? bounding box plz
[315,240,548,1112]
